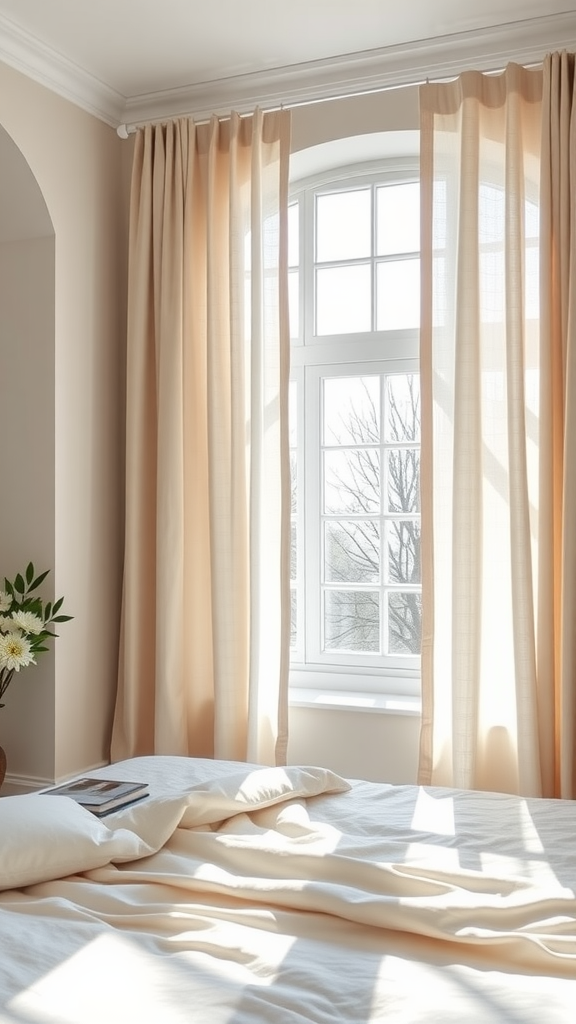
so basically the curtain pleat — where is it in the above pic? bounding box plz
[112,109,291,766]
[417,62,576,796]
[539,52,576,796]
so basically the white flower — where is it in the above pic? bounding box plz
[0,632,36,671]
[0,591,11,613]
[10,610,43,634]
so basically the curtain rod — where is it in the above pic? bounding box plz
[115,57,546,139]
[115,82,417,138]
[116,76,460,138]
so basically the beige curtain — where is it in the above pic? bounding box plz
[111,109,292,766]
[540,52,576,796]
[419,56,576,797]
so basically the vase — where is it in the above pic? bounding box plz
[0,665,13,789]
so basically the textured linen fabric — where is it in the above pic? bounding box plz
[111,109,291,767]
[2,757,576,1022]
[419,55,576,797]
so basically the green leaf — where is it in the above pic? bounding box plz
[52,596,64,615]
[30,569,50,592]
[14,574,25,594]
[44,602,52,622]
[25,562,34,585]
[52,614,73,623]
[4,579,14,596]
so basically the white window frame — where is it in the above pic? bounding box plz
[289,158,421,699]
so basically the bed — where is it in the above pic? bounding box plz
[1,755,576,1023]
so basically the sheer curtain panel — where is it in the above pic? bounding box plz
[112,110,292,766]
[419,59,576,797]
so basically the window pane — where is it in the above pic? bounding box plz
[433,178,447,249]
[262,212,282,269]
[288,202,299,267]
[376,258,420,330]
[480,249,504,323]
[387,521,421,585]
[324,590,380,652]
[388,592,421,655]
[385,374,420,442]
[479,184,504,245]
[289,269,299,339]
[324,449,380,514]
[525,197,539,239]
[291,522,297,579]
[324,521,380,583]
[377,182,419,255]
[386,449,420,513]
[323,376,379,445]
[316,265,371,335]
[433,253,447,327]
[289,380,297,446]
[290,589,297,647]
[316,189,371,262]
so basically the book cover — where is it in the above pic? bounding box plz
[44,777,149,815]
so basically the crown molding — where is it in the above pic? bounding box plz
[122,12,576,127]
[0,10,575,131]
[0,12,126,127]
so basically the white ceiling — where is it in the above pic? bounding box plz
[0,1,575,128]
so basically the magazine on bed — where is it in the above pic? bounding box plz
[44,777,149,816]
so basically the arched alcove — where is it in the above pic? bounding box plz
[0,123,56,781]
[0,124,54,242]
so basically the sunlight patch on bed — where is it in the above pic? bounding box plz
[8,930,274,1023]
[9,934,182,1023]
[516,800,546,854]
[410,787,455,835]
[371,955,483,1019]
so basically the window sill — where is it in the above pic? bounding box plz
[289,687,421,716]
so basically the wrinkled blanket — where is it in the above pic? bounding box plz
[2,757,576,1023]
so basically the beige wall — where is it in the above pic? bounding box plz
[0,235,55,781]
[0,61,127,788]
[290,85,419,154]
[288,706,420,784]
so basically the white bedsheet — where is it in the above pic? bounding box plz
[2,756,576,1023]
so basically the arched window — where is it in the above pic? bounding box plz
[289,139,421,698]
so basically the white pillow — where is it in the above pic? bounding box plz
[0,794,148,890]
[0,766,351,890]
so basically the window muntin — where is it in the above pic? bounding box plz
[310,180,420,339]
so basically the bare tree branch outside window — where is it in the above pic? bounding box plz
[323,375,421,655]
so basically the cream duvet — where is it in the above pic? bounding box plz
[1,756,576,1023]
